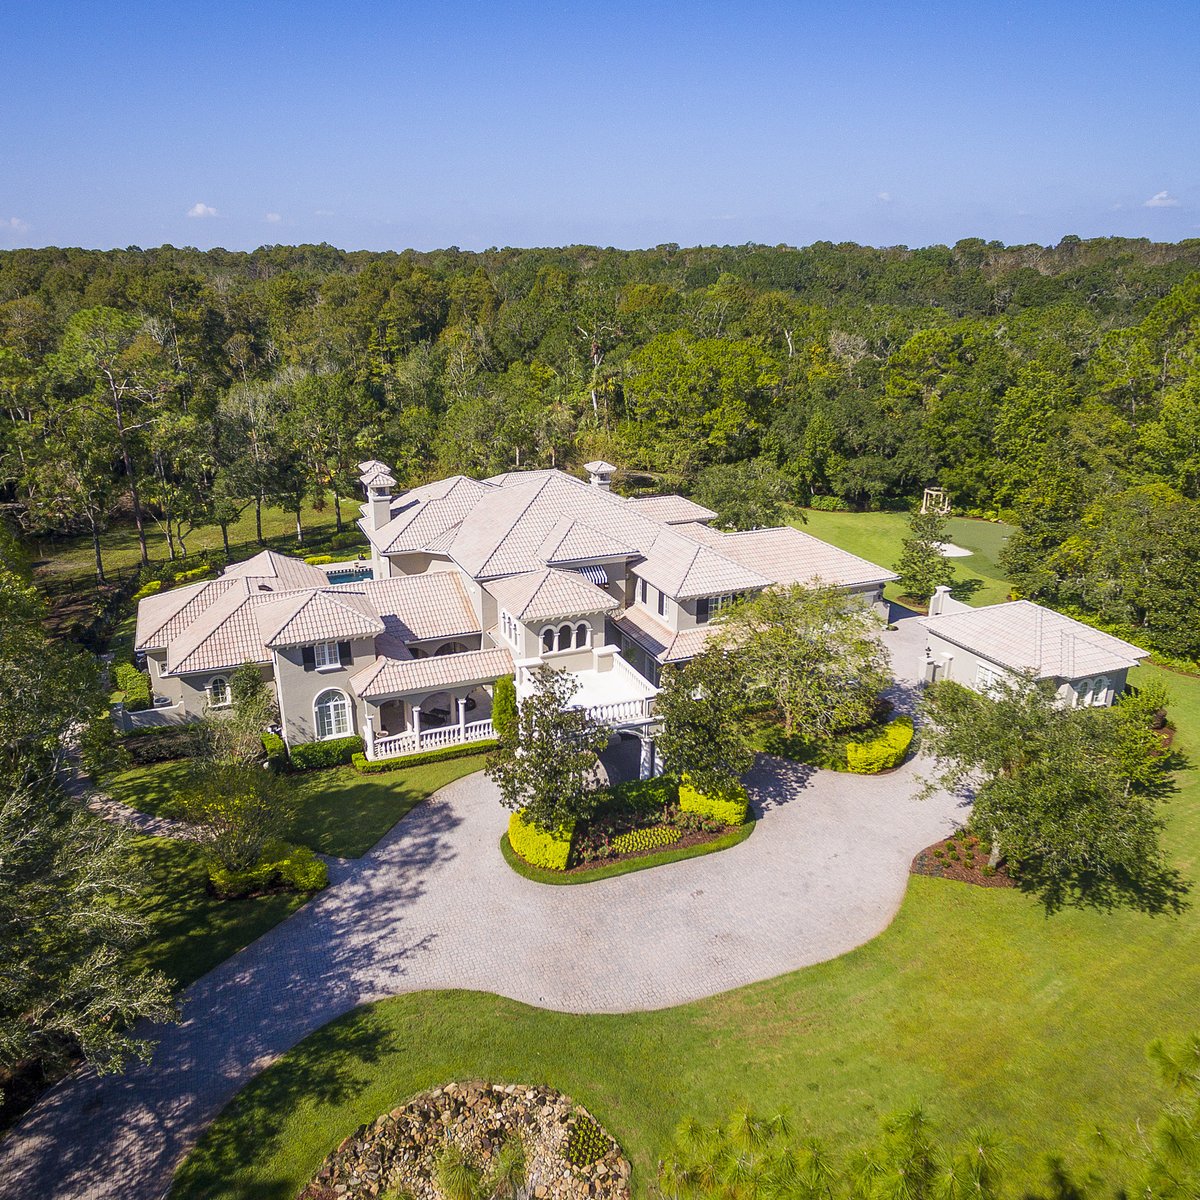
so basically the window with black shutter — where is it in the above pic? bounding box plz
[301,646,316,671]
[338,642,352,666]
[696,597,711,625]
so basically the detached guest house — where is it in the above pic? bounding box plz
[130,461,897,773]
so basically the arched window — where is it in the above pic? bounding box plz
[409,646,428,659]
[541,627,555,653]
[557,624,572,651]
[575,622,589,648]
[435,641,469,656]
[1092,676,1111,706]
[314,688,352,740]
[208,676,230,708]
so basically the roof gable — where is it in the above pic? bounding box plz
[257,589,384,649]
[485,567,619,622]
[538,518,638,565]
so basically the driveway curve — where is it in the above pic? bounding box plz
[0,619,963,1200]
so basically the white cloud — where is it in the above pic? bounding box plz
[265,212,282,223]
[186,202,218,218]
[876,191,892,203]
[314,208,334,217]
[1144,191,1180,208]
[3,216,30,232]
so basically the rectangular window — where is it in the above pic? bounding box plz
[976,663,1001,692]
[639,578,648,606]
[657,588,667,618]
[696,597,711,625]
[313,641,340,670]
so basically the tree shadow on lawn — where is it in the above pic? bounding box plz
[13,798,469,1200]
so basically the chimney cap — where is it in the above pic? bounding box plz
[583,460,616,475]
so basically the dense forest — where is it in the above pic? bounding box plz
[2,236,1199,658]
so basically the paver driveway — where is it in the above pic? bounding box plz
[0,617,964,1200]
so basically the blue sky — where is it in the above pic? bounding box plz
[2,1,1197,252]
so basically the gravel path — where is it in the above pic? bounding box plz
[0,615,961,1200]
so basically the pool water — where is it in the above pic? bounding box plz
[325,567,373,584]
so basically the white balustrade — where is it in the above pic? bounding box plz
[369,718,495,761]
[584,698,652,724]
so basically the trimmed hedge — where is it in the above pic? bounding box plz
[679,776,750,826]
[351,739,498,774]
[208,839,329,899]
[288,735,364,771]
[261,732,289,772]
[845,717,915,774]
[508,810,575,871]
[807,494,850,512]
[122,725,195,763]
[303,554,334,566]
[113,662,152,712]
[328,531,367,551]
[608,776,679,813]
[132,579,163,601]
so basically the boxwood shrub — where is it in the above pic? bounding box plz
[260,732,289,772]
[609,776,679,813]
[208,839,328,899]
[122,725,195,763]
[132,578,163,601]
[113,662,152,712]
[845,717,915,774]
[288,735,363,771]
[508,810,575,871]
[351,739,498,774]
[679,776,750,826]
[303,553,334,566]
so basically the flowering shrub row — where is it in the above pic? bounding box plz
[609,825,681,855]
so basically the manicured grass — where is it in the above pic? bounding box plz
[105,755,491,859]
[499,821,755,885]
[123,835,307,992]
[288,758,491,858]
[791,508,1014,607]
[172,662,1200,1200]
[26,494,358,585]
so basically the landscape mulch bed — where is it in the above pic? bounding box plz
[911,834,1013,888]
[567,825,735,874]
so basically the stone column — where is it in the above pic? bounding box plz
[411,704,422,750]
[364,713,376,761]
[457,695,468,741]
[639,734,654,780]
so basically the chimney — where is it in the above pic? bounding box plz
[928,585,952,617]
[359,466,396,531]
[583,460,616,492]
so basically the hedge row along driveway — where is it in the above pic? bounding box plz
[0,732,962,1200]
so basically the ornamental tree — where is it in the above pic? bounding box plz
[895,508,956,603]
[486,667,609,831]
[655,648,755,800]
[715,583,890,741]
[920,674,1183,912]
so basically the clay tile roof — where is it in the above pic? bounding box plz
[632,530,771,601]
[375,476,493,554]
[165,580,273,674]
[611,607,719,664]
[583,459,616,473]
[351,573,480,643]
[351,646,514,701]
[357,458,391,476]
[134,578,233,652]
[674,524,898,589]
[624,495,718,524]
[221,550,330,591]
[257,588,384,649]
[921,601,1149,678]
[485,568,619,622]
[538,518,638,565]
[361,469,396,490]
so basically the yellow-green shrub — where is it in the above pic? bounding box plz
[679,777,749,826]
[132,579,163,601]
[845,717,915,774]
[508,809,575,871]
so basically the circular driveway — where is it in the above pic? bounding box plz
[0,616,963,1200]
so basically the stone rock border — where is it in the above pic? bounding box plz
[298,1081,631,1200]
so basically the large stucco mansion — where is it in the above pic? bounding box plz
[132,460,896,771]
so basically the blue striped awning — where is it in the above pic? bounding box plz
[572,564,609,587]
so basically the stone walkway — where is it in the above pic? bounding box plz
[0,615,962,1200]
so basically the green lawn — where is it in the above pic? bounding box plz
[171,663,1200,1200]
[105,754,491,859]
[27,493,364,587]
[124,835,308,992]
[791,508,1014,607]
